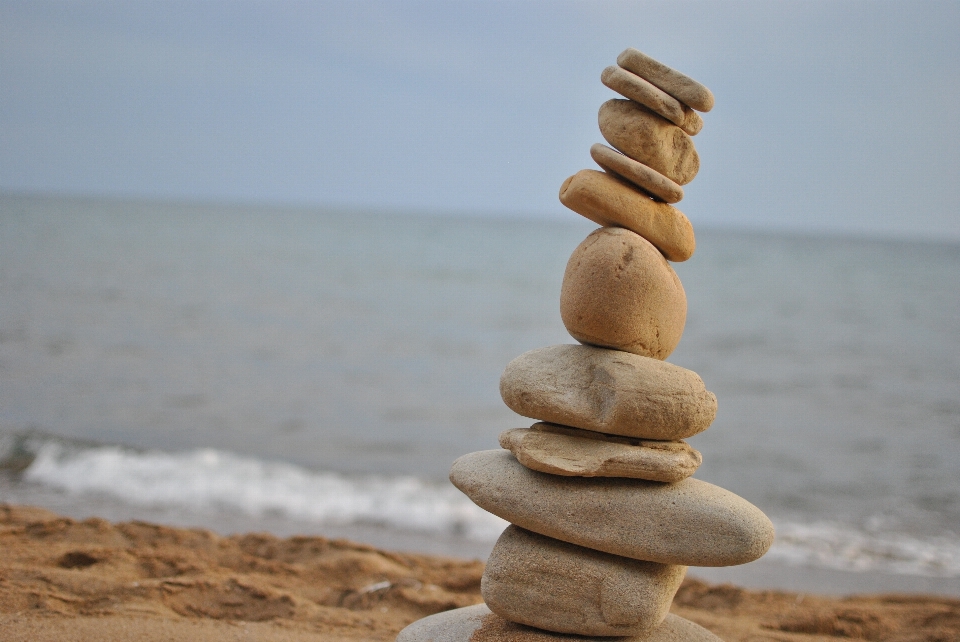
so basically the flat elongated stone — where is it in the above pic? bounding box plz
[499,424,702,481]
[599,99,699,185]
[590,143,684,204]
[601,66,703,135]
[450,450,775,567]
[558,169,695,262]
[560,227,686,359]
[396,603,723,642]
[500,345,716,440]
[483,526,686,636]
[617,48,714,112]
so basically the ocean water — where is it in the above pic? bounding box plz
[2,194,959,591]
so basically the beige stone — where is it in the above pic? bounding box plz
[395,603,724,642]
[500,344,716,440]
[617,48,715,113]
[590,143,684,204]
[450,450,775,567]
[482,525,686,636]
[558,169,695,262]
[560,227,687,359]
[599,99,700,185]
[600,65,703,136]
[499,424,702,481]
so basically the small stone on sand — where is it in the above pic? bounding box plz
[483,526,686,636]
[617,48,715,112]
[590,143,684,203]
[499,424,702,481]
[560,227,687,359]
[558,169,695,261]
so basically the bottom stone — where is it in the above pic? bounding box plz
[396,604,723,642]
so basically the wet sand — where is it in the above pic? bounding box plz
[1,504,958,641]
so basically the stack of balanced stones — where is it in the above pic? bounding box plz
[398,48,774,642]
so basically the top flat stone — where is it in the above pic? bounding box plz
[617,48,714,112]
[451,449,775,567]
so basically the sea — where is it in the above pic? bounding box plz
[2,193,959,595]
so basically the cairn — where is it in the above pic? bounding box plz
[398,48,774,642]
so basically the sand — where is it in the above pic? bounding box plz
[0,504,958,642]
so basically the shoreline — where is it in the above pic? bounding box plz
[1,504,959,642]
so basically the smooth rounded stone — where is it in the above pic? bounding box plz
[482,525,686,636]
[499,423,702,481]
[600,65,703,136]
[450,450,775,567]
[617,47,715,113]
[396,603,723,642]
[560,227,687,359]
[558,169,695,262]
[599,99,700,185]
[499,345,716,441]
[590,143,684,204]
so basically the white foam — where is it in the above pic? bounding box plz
[22,441,508,542]
[766,520,960,577]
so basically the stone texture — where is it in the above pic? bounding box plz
[499,423,702,481]
[396,603,723,642]
[600,65,703,136]
[558,169,695,262]
[560,227,687,359]
[599,99,699,185]
[617,48,715,113]
[500,344,716,440]
[482,526,686,636]
[590,143,684,204]
[450,449,775,567]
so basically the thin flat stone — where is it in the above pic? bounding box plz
[600,65,703,135]
[396,604,723,642]
[558,169,695,262]
[617,48,714,112]
[560,227,687,360]
[499,424,702,481]
[500,345,716,441]
[482,525,686,636]
[599,99,699,185]
[591,143,684,204]
[450,450,775,567]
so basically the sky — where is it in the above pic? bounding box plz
[1,1,959,240]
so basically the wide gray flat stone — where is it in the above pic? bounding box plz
[450,450,775,567]
[499,424,701,482]
[500,344,716,441]
[396,604,723,642]
[482,525,685,636]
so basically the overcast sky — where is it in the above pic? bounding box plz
[1,1,958,239]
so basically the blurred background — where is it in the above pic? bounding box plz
[1,0,959,595]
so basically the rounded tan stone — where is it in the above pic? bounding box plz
[500,344,716,440]
[450,449,775,567]
[499,424,702,481]
[560,227,687,359]
[590,143,684,203]
[599,99,700,185]
[616,48,715,113]
[558,170,695,262]
[600,66,703,136]
[396,604,723,642]
[482,526,686,636]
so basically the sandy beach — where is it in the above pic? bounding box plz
[1,504,957,642]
